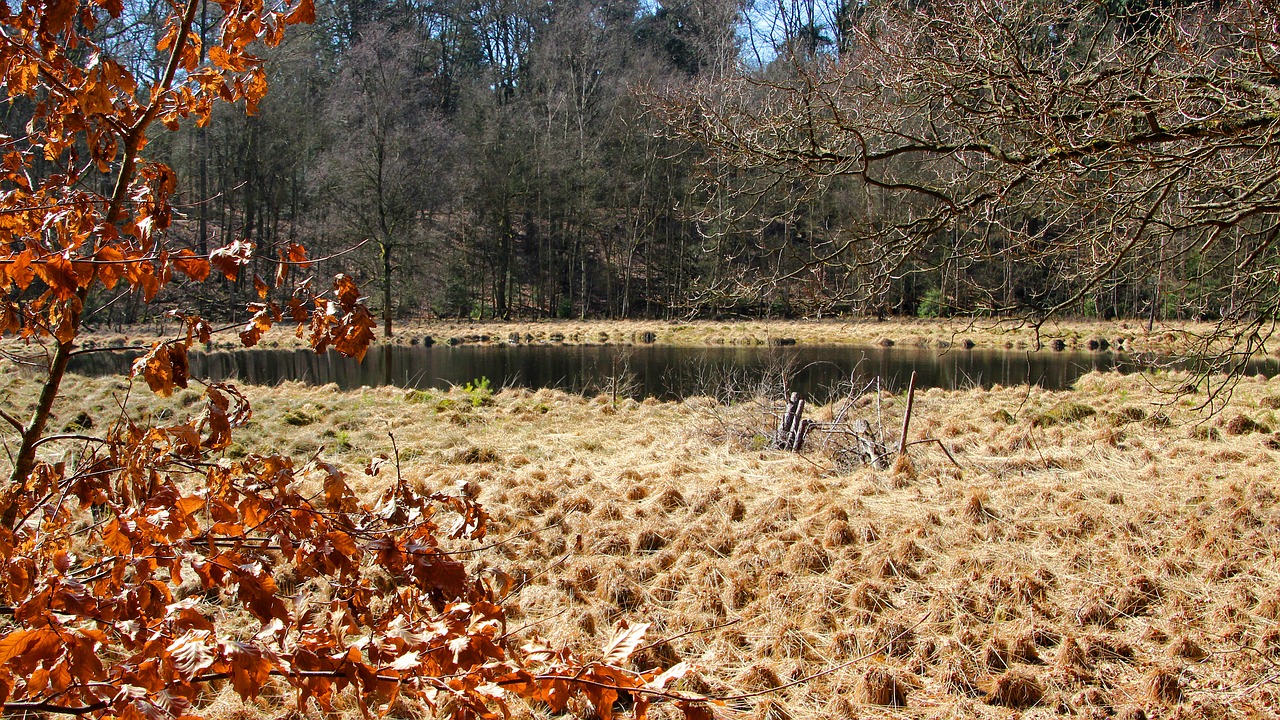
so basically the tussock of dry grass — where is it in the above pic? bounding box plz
[6,364,1280,719]
[985,669,1044,708]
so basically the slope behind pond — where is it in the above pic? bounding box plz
[6,366,1280,718]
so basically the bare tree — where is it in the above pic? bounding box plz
[315,27,462,336]
[653,0,1280,363]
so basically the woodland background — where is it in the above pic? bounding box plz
[10,0,1224,329]
[9,0,1271,340]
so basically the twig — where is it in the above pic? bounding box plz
[68,344,149,358]
[715,610,932,701]
[31,433,108,449]
[430,522,564,557]
[497,607,570,642]
[2,700,113,715]
[530,610,933,705]
[500,551,572,604]
[1013,373,1034,420]
[184,522,564,558]
[905,437,963,468]
[0,406,23,432]
[1227,667,1280,699]
[388,431,402,484]
[635,619,742,654]
[276,237,369,265]
[6,662,467,715]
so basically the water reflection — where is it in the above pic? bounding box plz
[67,344,1279,400]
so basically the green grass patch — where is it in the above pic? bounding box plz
[1032,402,1096,427]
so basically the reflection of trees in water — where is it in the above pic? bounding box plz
[585,349,641,404]
[66,346,1276,398]
[673,350,799,404]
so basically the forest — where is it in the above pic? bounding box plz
[14,0,1276,336]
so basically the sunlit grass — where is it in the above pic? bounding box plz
[4,364,1280,718]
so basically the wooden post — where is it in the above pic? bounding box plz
[792,418,813,452]
[778,391,799,441]
[898,371,917,455]
[790,399,806,436]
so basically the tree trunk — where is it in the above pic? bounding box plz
[382,239,393,337]
[1,296,82,529]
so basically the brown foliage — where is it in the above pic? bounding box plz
[0,1,703,718]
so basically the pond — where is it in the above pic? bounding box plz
[67,343,1279,400]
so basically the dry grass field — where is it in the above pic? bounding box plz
[4,360,1280,719]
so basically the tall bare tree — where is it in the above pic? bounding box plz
[315,27,461,335]
[654,0,1280,361]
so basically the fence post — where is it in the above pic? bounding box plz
[898,371,918,456]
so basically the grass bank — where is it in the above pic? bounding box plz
[64,317,1231,356]
[3,366,1280,718]
[393,318,1219,356]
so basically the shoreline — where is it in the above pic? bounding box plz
[62,317,1230,356]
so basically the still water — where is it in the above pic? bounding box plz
[68,343,1277,400]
